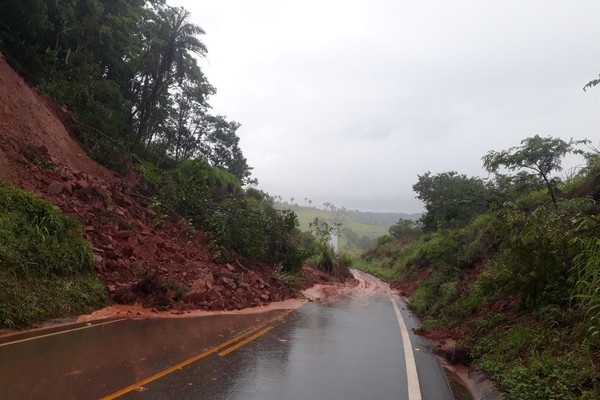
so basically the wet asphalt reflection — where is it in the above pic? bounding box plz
[0,278,470,400]
[122,291,459,400]
[0,311,283,400]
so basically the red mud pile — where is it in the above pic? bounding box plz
[0,53,296,311]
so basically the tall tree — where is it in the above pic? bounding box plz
[482,135,578,207]
[0,1,257,183]
[131,5,207,146]
[198,115,254,184]
[413,171,489,231]
[161,61,215,161]
[0,0,147,137]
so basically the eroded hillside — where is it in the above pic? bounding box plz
[0,53,297,316]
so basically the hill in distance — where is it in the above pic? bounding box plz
[275,202,421,253]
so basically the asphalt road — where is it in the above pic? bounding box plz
[0,272,468,400]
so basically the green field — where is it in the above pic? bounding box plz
[278,205,393,253]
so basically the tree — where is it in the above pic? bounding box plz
[309,218,341,273]
[389,219,422,239]
[131,6,207,146]
[0,0,147,139]
[482,135,578,207]
[161,62,215,162]
[413,171,490,231]
[198,115,254,184]
[0,1,258,183]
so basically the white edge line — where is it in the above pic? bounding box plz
[0,319,126,347]
[390,292,422,400]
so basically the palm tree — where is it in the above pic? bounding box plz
[133,6,207,146]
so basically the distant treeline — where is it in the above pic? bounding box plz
[350,211,421,225]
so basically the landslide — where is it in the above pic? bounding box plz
[0,53,296,317]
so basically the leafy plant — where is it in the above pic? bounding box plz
[0,180,94,276]
[572,240,600,343]
[483,135,583,207]
[0,180,107,328]
[493,201,596,307]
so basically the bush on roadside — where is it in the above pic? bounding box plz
[152,160,311,273]
[0,180,108,328]
[0,180,94,276]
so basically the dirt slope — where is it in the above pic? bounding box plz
[0,53,296,312]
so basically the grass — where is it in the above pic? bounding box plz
[0,269,108,328]
[292,206,389,235]
[0,180,108,328]
[471,314,599,400]
[354,258,403,281]
[285,205,390,253]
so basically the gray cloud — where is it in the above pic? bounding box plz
[172,0,600,212]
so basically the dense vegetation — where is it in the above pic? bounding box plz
[358,136,600,399]
[0,181,108,328]
[0,1,319,278]
[0,0,252,179]
[144,159,311,273]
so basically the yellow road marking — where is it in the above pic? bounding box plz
[0,319,126,348]
[218,326,274,356]
[100,329,257,400]
[100,309,294,399]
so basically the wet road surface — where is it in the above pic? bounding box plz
[0,271,466,400]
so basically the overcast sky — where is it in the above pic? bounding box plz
[171,0,600,213]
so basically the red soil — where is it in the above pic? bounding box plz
[0,53,301,312]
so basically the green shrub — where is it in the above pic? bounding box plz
[0,180,107,328]
[206,197,269,260]
[377,234,393,246]
[139,161,162,187]
[315,241,335,273]
[572,239,600,343]
[388,218,422,239]
[452,213,499,268]
[160,159,241,225]
[410,264,460,314]
[0,180,94,276]
[493,200,597,307]
[157,162,311,273]
[405,232,458,268]
[473,321,599,400]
